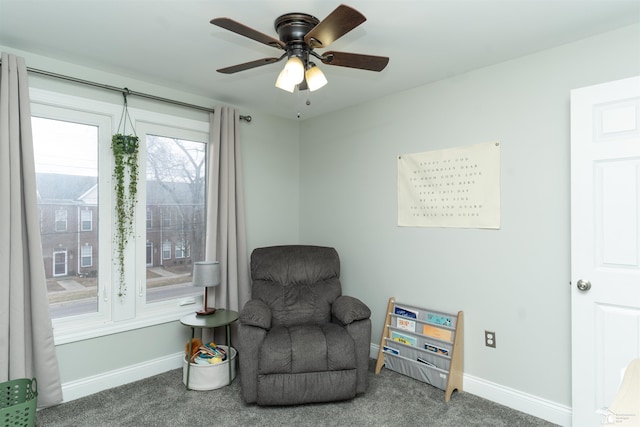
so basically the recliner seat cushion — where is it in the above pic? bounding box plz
[259,323,356,375]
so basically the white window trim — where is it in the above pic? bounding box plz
[31,96,114,343]
[30,88,207,345]
[135,119,208,317]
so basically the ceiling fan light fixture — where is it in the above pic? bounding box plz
[305,63,328,92]
[275,56,304,92]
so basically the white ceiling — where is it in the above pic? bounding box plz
[1,1,639,120]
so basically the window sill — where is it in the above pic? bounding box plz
[52,307,196,346]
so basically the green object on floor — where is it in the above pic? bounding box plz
[0,378,38,427]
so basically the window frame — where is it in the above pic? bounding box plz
[135,120,208,317]
[31,97,113,342]
[30,88,208,345]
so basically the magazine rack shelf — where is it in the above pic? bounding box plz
[375,297,463,402]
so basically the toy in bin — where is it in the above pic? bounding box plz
[185,338,227,365]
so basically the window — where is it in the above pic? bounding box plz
[31,88,209,344]
[162,241,171,260]
[81,209,92,231]
[81,245,93,268]
[55,208,68,232]
[146,241,153,267]
[162,208,172,228]
[141,124,206,305]
[175,240,187,259]
[32,113,101,325]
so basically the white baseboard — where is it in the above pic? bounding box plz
[60,352,184,403]
[463,374,571,426]
[370,344,571,426]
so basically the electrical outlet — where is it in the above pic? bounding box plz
[485,330,496,348]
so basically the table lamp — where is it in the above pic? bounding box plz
[192,261,221,316]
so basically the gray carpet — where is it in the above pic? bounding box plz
[37,360,557,426]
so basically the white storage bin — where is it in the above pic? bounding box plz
[182,345,237,390]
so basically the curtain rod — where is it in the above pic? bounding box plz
[0,61,252,122]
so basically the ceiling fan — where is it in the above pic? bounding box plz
[210,4,389,93]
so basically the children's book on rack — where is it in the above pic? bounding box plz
[394,306,417,331]
[375,297,464,402]
[391,330,418,346]
[423,324,453,342]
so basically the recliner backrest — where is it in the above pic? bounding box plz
[250,245,342,327]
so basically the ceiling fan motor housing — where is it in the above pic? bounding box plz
[275,13,319,45]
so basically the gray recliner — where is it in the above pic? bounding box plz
[237,245,372,405]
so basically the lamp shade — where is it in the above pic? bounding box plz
[275,68,297,93]
[305,64,327,92]
[192,261,221,288]
[275,56,304,92]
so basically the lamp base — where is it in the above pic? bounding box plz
[196,308,217,316]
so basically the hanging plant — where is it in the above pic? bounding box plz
[112,90,139,298]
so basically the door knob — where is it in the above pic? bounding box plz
[576,279,591,291]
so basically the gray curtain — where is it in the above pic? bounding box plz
[205,107,250,312]
[0,52,63,407]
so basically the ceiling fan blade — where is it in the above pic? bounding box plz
[304,4,366,49]
[217,57,283,74]
[321,51,389,72]
[211,17,286,50]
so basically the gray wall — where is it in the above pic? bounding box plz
[297,24,640,406]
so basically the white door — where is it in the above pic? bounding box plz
[53,250,68,276]
[571,76,640,426]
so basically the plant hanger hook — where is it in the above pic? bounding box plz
[117,87,136,137]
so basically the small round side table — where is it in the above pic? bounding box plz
[180,309,239,390]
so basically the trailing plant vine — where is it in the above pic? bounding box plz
[112,91,139,298]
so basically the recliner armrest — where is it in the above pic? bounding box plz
[332,295,371,325]
[240,299,272,329]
